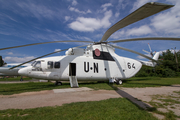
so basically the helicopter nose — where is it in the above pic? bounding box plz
[18,67,28,76]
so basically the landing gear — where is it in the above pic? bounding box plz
[20,76,23,81]
[116,79,123,85]
[55,81,62,86]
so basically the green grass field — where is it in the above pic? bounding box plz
[0,76,32,81]
[0,98,157,120]
[0,77,180,95]
[0,77,180,120]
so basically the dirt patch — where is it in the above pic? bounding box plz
[0,88,121,110]
[120,85,180,119]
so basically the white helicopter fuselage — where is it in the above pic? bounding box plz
[19,44,142,82]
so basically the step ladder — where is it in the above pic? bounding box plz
[69,76,79,88]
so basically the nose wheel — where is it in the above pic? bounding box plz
[55,81,62,86]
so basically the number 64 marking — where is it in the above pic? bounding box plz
[127,62,135,69]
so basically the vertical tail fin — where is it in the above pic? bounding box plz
[153,52,160,60]
[152,52,160,67]
[139,52,160,67]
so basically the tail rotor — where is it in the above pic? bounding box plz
[142,43,156,57]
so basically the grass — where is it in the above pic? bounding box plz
[0,98,157,120]
[0,76,32,81]
[1,77,180,119]
[118,77,180,87]
[0,82,70,95]
[0,77,180,95]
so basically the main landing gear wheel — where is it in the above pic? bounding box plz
[116,79,122,85]
[55,81,62,86]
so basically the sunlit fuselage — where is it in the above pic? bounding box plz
[18,44,142,81]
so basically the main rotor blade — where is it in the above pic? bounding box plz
[111,44,158,63]
[9,44,89,70]
[100,2,174,42]
[0,40,93,51]
[109,37,180,43]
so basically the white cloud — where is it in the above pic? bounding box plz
[115,12,120,17]
[150,0,180,36]
[4,56,35,63]
[126,25,152,36]
[110,25,152,39]
[87,9,92,13]
[101,3,113,12]
[0,1,63,20]
[7,52,13,55]
[110,30,125,39]
[69,7,91,14]
[65,16,71,21]
[68,10,112,32]
[16,2,55,20]
[101,3,113,8]
[72,0,78,6]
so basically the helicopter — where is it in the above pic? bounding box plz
[1,2,180,87]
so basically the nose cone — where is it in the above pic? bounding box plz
[18,67,28,76]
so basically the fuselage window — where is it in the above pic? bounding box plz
[47,61,53,69]
[54,62,60,68]
[34,61,41,68]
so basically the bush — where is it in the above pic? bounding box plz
[135,71,148,77]
[162,68,176,77]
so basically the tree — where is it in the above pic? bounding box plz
[0,56,6,67]
[160,49,180,72]
[136,49,180,77]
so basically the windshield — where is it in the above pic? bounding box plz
[32,61,41,68]
[31,61,36,66]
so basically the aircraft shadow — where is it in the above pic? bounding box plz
[108,84,156,111]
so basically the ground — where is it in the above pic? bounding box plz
[1,85,180,119]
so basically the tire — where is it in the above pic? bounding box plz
[116,79,122,85]
[55,81,62,86]
[57,82,62,86]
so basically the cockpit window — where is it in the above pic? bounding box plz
[47,61,53,69]
[33,61,41,68]
[54,62,60,68]
[31,61,36,66]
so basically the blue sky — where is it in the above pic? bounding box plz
[0,0,180,63]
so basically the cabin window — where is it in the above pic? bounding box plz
[34,61,41,68]
[47,61,53,69]
[54,62,60,68]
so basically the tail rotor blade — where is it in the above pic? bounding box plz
[142,49,150,54]
[148,43,152,53]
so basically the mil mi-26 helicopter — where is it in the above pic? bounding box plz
[1,2,180,87]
